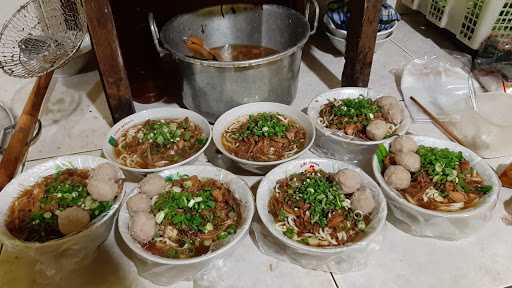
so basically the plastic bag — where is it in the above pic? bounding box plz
[0,156,125,287]
[372,136,501,240]
[252,158,387,274]
[116,165,255,286]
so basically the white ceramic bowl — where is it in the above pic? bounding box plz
[256,158,386,256]
[103,107,212,174]
[118,165,254,267]
[372,136,501,240]
[326,31,391,55]
[323,14,397,40]
[0,156,126,275]
[307,87,411,169]
[212,102,315,174]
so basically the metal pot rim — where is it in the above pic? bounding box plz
[160,4,312,68]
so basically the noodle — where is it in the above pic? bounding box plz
[5,169,116,242]
[142,175,242,259]
[114,118,207,169]
[268,169,371,247]
[221,112,306,162]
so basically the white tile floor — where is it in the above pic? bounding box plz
[0,3,511,288]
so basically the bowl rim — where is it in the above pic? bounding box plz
[102,107,212,174]
[323,13,398,37]
[0,155,126,247]
[371,135,502,218]
[212,102,316,167]
[307,87,411,145]
[255,157,387,254]
[117,165,255,265]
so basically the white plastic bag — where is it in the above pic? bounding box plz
[0,156,125,286]
[252,158,387,274]
[116,165,255,286]
[372,136,502,240]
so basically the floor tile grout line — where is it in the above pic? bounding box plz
[390,38,415,59]
[330,272,341,288]
[26,148,103,163]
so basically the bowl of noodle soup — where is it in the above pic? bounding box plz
[212,102,315,174]
[255,158,386,265]
[0,156,126,280]
[118,165,254,273]
[103,108,211,174]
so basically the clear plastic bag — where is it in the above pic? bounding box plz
[252,158,387,274]
[401,56,512,158]
[372,136,502,240]
[116,165,255,286]
[0,156,125,286]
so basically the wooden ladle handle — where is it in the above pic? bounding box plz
[0,71,54,191]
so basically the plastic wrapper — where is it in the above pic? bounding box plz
[253,158,387,274]
[117,165,255,286]
[0,156,126,286]
[372,136,501,241]
[401,56,512,158]
[307,87,411,170]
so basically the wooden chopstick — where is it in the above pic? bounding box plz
[410,96,466,146]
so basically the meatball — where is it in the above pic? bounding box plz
[127,193,151,215]
[90,163,122,182]
[376,96,399,110]
[384,165,411,190]
[395,152,421,172]
[139,174,167,197]
[390,136,417,153]
[58,207,91,235]
[351,187,376,214]
[87,179,119,201]
[129,212,156,243]
[366,119,394,141]
[383,103,402,125]
[334,169,361,194]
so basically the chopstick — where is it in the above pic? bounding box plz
[410,96,466,146]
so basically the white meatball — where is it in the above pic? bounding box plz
[127,193,151,215]
[351,187,376,214]
[58,207,91,235]
[90,163,122,182]
[395,152,421,172]
[334,169,361,194]
[139,174,167,197]
[390,135,417,153]
[366,119,393,141]
[87,179,119,201]
[383,103,402,125]
[129,212,156,243]
[376,96,399,110]
[384,165,411,190]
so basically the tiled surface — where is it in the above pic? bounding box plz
[0,3,511,288]
[333,187,512,288]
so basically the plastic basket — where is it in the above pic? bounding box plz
[399,0,512,50]
[457,0,512,49]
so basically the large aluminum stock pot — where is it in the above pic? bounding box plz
[149,2,318,122]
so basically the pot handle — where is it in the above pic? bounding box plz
[305,0,319,35]
[148,13,167,57]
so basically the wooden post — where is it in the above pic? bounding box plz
[341,0,383,87]
[84,0,135,123]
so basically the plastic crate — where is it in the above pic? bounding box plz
[457,0,512,49]
[426,0,449,27]
[400,0,512,50]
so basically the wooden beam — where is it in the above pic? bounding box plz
[84,0,135,123]
[341,0,383,87]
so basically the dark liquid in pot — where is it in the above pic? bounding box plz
[209,44,279,61]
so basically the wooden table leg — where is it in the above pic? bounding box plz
[341,0,383,87]
[84,0,135,123]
